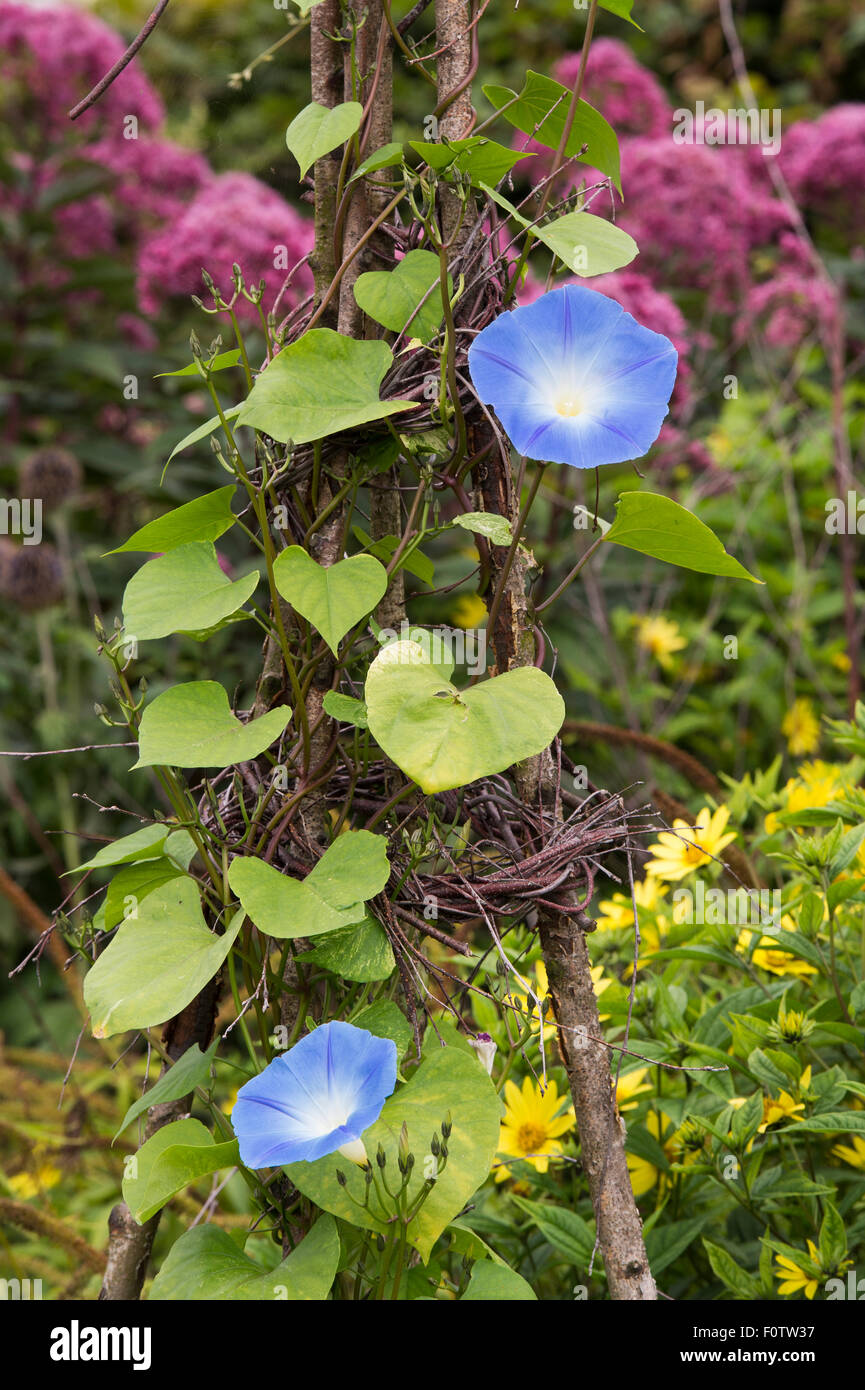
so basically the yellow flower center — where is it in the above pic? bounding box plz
[555,396,582,417]
[517,1122,548,1153]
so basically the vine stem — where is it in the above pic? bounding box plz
[535,532,605,614]
[507,0,599,293]
[68,1,172,119]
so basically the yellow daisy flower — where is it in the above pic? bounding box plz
[764,763,846,834]
[635,615,686,666]
[451,593,487,629]
[597,877,669,931]
[735,928,818,979]
[645,806,736,881]
[782,698,820,756]
[759,1089,806,1132]
[590,963,613,1022]
[832,1135,865,1171]
[615,1067,652,1112]
[626,1109,677,1198]
[495,1076,576,1182]
[799,760,846,789]
[8,1162,62,1200]
[507,960,557,1041]
[774,1242,821,1299]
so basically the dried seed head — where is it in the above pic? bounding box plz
[18,447,82,510]
[0,543,65,612]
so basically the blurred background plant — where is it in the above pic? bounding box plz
[1,0,864,1299]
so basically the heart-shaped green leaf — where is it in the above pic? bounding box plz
[273,547,387,654]
[410,136,533,188]
[74,824,171,872]
[483,72,621,192]
[166,404,242,465]
[462,1260,537,1300]
[122,1117,238,1223]
[134,682,291,770]
[364,639,565,793]
[599,0,642,29]
[70,826,193,878]
[286,100,363,180]
[122,542,258,641]
[236,329,417,445]
[149,1215,339,1301]
[286,1044,501,1262]
[483,186,637,278]
[84,881,243,1037]
[106,487,238,556]
[604,492,761,582]
[535,209,638,277]
[322,691,369,728]
[352,1000,413,1057]
[349,141,405,183]
[452,511,513,546]
[103,858,186,930]
[301,912,395,982]
[228,829,390,940]
[354,249,451,345]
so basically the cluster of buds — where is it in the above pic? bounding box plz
[768,1004,815,1045]
[193,264,266,317]
[675,1117,707,1155]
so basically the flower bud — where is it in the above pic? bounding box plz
[469,1033,497,1076]
[337,1138,368,1167]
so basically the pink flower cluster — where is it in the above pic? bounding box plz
[613,137,791,314]
[0,2,163,141]
[136,172,315,321]
[0,1,314,325]
[556,38,671,138]
[745,268,839,349]
[779,103,865,253]
[83,137,212,233]
[737,230,840,349]
[526,37,856,358]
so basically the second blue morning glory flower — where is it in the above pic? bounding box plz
[230,1020,397,1168]
[467,284,678,468]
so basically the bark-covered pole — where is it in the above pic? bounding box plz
[291,1,395,849]
[435,0,657,1300]
[340,2,405,630]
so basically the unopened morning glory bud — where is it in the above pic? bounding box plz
[469,1032,497,1075]
[337,1138,369,1167]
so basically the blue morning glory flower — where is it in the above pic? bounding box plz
[467,284,678,468]
[230,1020,397,1168]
